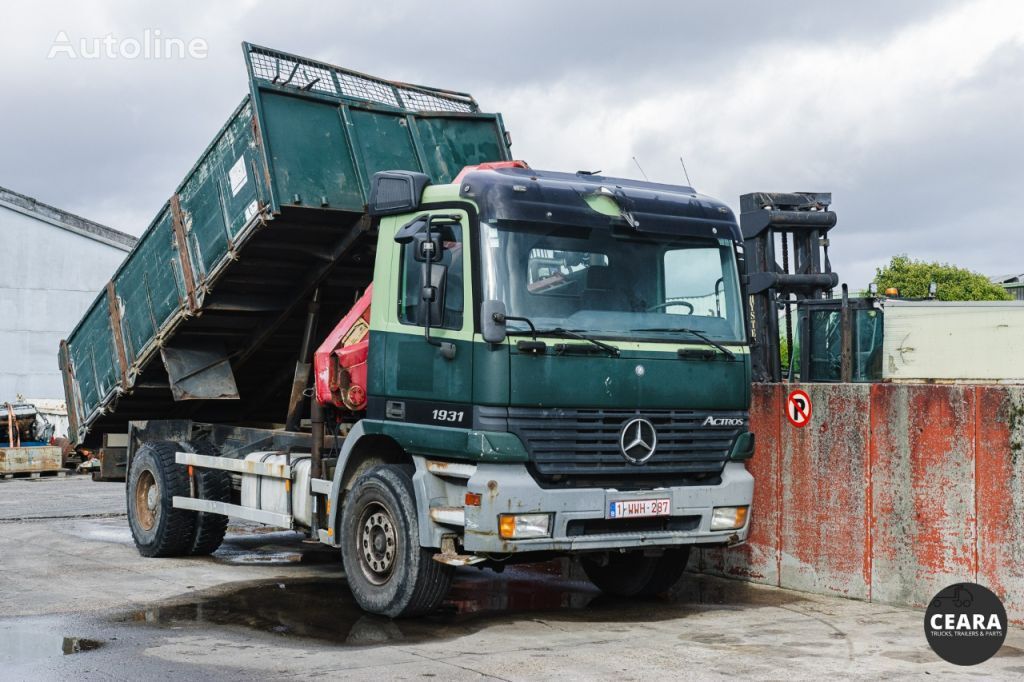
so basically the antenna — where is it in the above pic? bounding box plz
[632,156,649,181]
[679,157,694,188]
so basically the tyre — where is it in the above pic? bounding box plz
[53,437,76,468]
[340,465,453,617]
[581,547,691,597]
[179,440,231,556]
[126,441,197,557]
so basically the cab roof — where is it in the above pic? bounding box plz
[457,166,740,242]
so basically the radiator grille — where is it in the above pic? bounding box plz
[493,407,746,487]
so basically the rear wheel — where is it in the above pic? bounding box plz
[581,547,691,597]
[340,465,453,617]
[126,441,197,557]
[179,440,231,556]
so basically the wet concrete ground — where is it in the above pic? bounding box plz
[2,476,1023,679]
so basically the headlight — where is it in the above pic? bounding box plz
[711,506,749,531]
[498,513,552,539]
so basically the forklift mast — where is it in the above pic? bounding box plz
[740,192,839,383]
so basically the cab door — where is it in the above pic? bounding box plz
[369,209,475,428]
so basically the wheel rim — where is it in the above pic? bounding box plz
[134,469,159,531]
[357,501,398,585]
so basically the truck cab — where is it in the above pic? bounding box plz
[313,163,755,614]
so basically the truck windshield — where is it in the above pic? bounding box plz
[478,222,745,343]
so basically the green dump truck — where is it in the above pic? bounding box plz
[60,43,755,617]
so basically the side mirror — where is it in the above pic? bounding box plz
[481,299,508,344]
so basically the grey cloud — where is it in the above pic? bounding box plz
[0,0,1016,293]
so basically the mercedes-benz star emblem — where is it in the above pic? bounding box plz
[619,417,657,464]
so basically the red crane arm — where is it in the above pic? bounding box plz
[313,284,372,411]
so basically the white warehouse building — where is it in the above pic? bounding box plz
[0,186,136,402]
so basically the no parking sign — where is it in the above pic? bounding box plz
[786,389,812,427]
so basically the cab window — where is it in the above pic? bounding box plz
[397,223,464,330]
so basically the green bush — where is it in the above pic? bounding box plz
[779,331,799,373]
[873,255,1011,301]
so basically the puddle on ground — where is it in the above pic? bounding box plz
[0,626,102,664]
[212,530,338,566]
[72,522,337,565]
[121,563,803,647]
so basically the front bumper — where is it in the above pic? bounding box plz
[460,461,753,554]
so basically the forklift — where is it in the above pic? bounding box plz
[741,191,883,384]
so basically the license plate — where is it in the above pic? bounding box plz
[607,498,671,519]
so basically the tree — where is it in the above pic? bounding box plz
[873,255,1011,301]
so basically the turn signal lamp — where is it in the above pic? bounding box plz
[499,513,552,539]
[711,506,749,531]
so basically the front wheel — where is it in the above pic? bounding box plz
[581,547,691,597]
[340,465,453,618]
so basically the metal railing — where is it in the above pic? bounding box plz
[244,43,478,113]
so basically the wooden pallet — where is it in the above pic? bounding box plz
[1,470,67,480]
[1,444,64,478]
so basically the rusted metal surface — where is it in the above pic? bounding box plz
[425,459,477,480]
[105,280,129,387]
[169,193,199,313]
[0,445,62,474]
[780,383,871,599]
[432,535,486,566]
[58,341,80,440]
[159,342,239,401]
[698,383,782,584]
[285,288,321,432]
[698,382,1024,625]
[96,445,128,482]
[976,386,1024,626]
[869,383,977,607]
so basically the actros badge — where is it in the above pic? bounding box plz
[924,582,1007,666]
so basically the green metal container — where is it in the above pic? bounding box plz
[60,43,510,445]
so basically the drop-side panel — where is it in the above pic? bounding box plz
[259,91,365,212]
[114,210,180,364]
[411,116,509,184]
[61,43,512,444]
[179,99,266,280]
[346,106,421,187]
[65,294,120,428]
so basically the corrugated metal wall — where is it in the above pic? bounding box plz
[0,205,129,400]
[695,383,1024,624]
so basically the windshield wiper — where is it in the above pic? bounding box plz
[510,327,620,357]
[629,327,736,360]
[548,328,620,357]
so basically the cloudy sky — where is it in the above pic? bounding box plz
[1,0,1021,288]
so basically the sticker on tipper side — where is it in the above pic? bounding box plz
[229,156,248,196]
[244,200,258,221]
